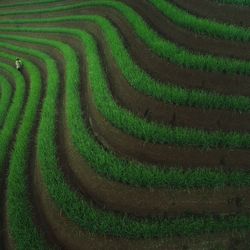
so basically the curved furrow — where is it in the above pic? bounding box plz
[2,28,250,170]
[1,18,250,114]
[0,2,249,249]
[0,60,25,169]
[77,21,250,133]
[0,76,12,129]
[0,1,250,78]
[1,27,250,187]
[0,0,249,65]
[0,44,54,249]
[214,0,250,7]
[0,11,249,101]
[0,20,250,125]
[8,31,250,219]
[5,32,248,248]
[6,21,249,137]
[125,0,250,61]
[150,0,249,42]
[0,3,249,180]
[0,63,26,250]
[169,0,250,27]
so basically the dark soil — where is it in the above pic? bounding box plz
[0,54,30,250]
[0,3,250,97]
[171,0,250,27]
[0,1,250,249]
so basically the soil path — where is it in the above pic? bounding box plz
[170,0,250,27]
[0,6,250,97]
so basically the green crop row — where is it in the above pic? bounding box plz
[0,16,250,112]
[1,18,250,114]
[0,2,249,248]
[0,46,52,249]
[2,27,250,150]
[2,29,250,190]
[215,0,250,6]
[0,1,250,76]
[2,32,248,244]
[0,76,12,128]
[0,60,25,168]
[149,0,250,41]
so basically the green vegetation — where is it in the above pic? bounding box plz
[0,1,250,75]
[149,0,250,41]
[1,29,250,192]
[1,17,250,114]
[1,27,250,150]
[0,76,12,128]
[0,46,51,249]
[0,34,247,243]
[0,60,25,168]
[0,0,249,247]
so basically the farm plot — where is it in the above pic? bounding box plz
[0,0,249,249]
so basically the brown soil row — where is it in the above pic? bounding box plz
[34,158,250,250]
[0,70,14,250]
[49,28,250,218]
[1,18,250,249]
[170,0,250,27]
[3,23,250,138]
[48,29,250,215]
[0,51,37,250]
[11,30,250,224]
[0,0,70,12]
[124,0,250,61]
[0,7,250,97]
[2,23,250,249]
[80,22,250,133]
[0,59,22,250]
[1,0,250,62]
[88,78,250,170]
[15,24,250,171]
[3,23,249,135]
[24,30,250,218]
[65,120,250,217]
[0,40,62,249]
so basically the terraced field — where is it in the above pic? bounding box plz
[0,0,249,249]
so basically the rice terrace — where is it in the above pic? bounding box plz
[0,0,250,249]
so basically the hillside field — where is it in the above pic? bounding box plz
[0,0,250,249]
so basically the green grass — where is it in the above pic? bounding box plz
[1,29,250,191]
[1,28,250,150]
[2,34,248,242]
[0,47,52,249]
[149,0,250,41]
[0,76,12,128]
[0,1,249,248]
[0,1,250,76]
[0,17,250,115]
[0,60,25,169]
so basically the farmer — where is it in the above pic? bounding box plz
[15,58,22,71]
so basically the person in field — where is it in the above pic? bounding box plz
[15,58,22,71]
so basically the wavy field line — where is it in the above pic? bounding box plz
[0,76,12,129]
[0,29,249,248]
[0,1,249,249]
